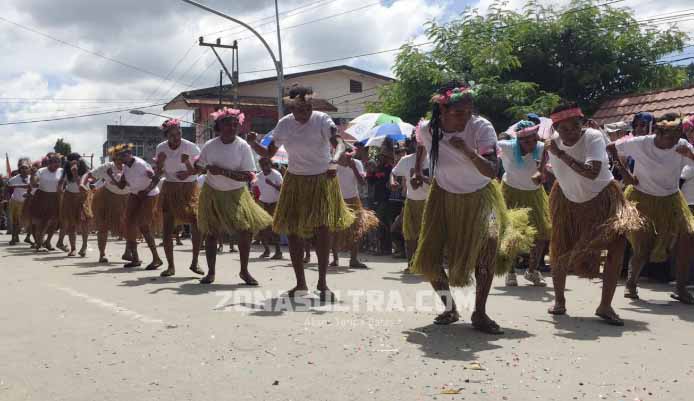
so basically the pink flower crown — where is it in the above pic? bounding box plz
[431,86,476,105]
[161,118,181,131]
[683,115,694,132]
[211,107,245,126]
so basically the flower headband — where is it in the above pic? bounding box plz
[112,143,135,155]
[550,107,584,124]
[655,118,683,131]
[683,115,694,132]
[431,86,476,105]
[161,118,181,132]
[210,107,245,126]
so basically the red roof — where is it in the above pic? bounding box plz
[592,86,694,124]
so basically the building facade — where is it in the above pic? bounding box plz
[102,125,196,163]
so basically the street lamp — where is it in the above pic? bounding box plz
[128,110,201,126]
[181,0,285,118]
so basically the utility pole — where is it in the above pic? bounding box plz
[82,153,94,169]
[199,37,240,109]
[183,0,284,119]
[275,0,284,116]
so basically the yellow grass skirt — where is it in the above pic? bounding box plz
[92,187,127,235]
[273,173,355,239]
[9,200,25,228]
[501,181,551,241]
[624,186,694,263]
[60,190,93,227]
[333,197,380,251]
[412,180,536,287]
[198,184,273,237]
[160,181,199,224]
[550,181,642,278]
[402,199,426,241]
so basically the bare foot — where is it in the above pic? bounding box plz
[286,285,309,298]
[67,250,76,257]
[200,275,215,284]
[434,310,460,325]
[160,268,175,277]
[547,303,567,315]
[145,260,164,270]
[595,306,624,326]
[317,287,336,302]
[239,271,259,286]
[189,265,205,275]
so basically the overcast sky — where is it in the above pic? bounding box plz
[1,0,692,168]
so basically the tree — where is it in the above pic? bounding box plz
[371,0,688,129]
[54,138,72,156]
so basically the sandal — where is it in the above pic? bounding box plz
[471,312,504,334]
[78,249,87,258]
[595,311,624,326]
[271,252,284,260]
[547,305,567,315]
[145,260,163,271]
[239,272,259,286]
[670,292,694,305]
[160,269,175,277]
[189,266,205,275]
[349,260,368,269]
[99,257,109,263]
[624,287,640,300]
[200,275,215,284]
[286,287,309,298]
[259,250,271,258]
[56,244,68,252]
[434,310,460,325]
[318,289,337,303]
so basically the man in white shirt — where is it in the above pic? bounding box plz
[6,158,31,245]
[195,108,273,285]
[497,121,550,287]
[331,152,377,269]
[116,145,163,270]
[545,102,641,326]
[256,157,283,260]
[247,85,354,302]
[154,119,205,278]
[607,115,694,304]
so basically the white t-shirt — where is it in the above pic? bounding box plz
[336,160,365,200]
[92,162,130,195]
[419,116,497,194]
[8,175,30,202]
[498,140,544,191]
[65,178,81,193]
[155,139,201,183]
[548,129,613,203]
[681,165,694,205]
[392,153,430,201]
[197,136,256,191]
[36,167,63,193]
[615,135,694,197]
[256,169,283,204]
[123,157,159,197]
[272,111,336,176]
[197,174,206,189]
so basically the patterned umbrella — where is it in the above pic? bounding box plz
[345,113,413,142]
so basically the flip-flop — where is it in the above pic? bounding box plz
[349,261,369,269]
[160,269,175,277]
[200,275,215,284]
[547,306,567,315]
[239,273,259,286]
[189,266,205,275]
[271,253,284,260]
[670,293,694,305]
[145,261,163,271]
[99,257,109,263]
[434,311,460,325]
[595,312,624,326]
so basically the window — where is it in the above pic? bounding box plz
[133,143,145,157]
[349,79,363,93]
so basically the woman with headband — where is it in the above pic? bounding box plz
[29,152,64,252]
[58,153,93,257]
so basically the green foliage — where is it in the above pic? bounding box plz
[53,138,72,156]
[376,0,688,130]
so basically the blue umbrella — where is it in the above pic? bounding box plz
[362,123,410,147]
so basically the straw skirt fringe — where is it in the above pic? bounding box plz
[333,197,379,251]
[198,184,273,236]
[160,181,199,224]
[9,200,25,228]
[624,186,694,263]
[273,173,355,239]
[30,190,60,224]
[412,181,536,287]
[125,194,158,241]
[60,190,93,226]
[549,181,642,278]
[402,199,426,241]
[92,187,127,235]
[501,181,551,241]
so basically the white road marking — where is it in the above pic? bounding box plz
[50,286,165,325]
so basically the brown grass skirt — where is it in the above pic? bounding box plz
[333,197,380,251]
[260,202,279,244]
[21,195,33,228]
[60,191,93,227]
[160,181,199,224]
[30,190,60,225]
[549,181,642,278]
[125,194,158,241]
[92,187,128,235]
[9,200,25,228]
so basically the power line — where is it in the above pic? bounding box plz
[0,103,168,126]
[0,16,191,88]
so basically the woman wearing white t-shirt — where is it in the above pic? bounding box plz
[116,145,163,270]
[331,152,379,269]
[247,86,354,301]
[195,108,273,285]
[29,152,64,252]
[411,82,535,333]
[607,115,694,304]
[154,119,205,278]
[6,158,32,245]
[546,102,641,326]
[682,115,694,210]
[57,153,93,257]
[497,121,551,287]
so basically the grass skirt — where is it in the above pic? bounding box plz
[198,184,273,237]
[402,199,426,241]
[501,182,551,241]
[92,187,127,235]
[624,186,694,263]
[60,190,93,227]
[9,200,25,228]
[412,180,536,287]
[21,196,33,228]
[30,190,60,225]
[333,197,380,251]
[550,181,642,278]
[273,173,355,239]
[260,202,279,244]
[125,194,158,241]
[160,181,199,224]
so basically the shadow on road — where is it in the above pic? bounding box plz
[538,314,650,340]
[119,275,199,287]
[492,285,562,302]
[150,282,252,296]
[622,298,694,323]
[403,323,533,362]
[381,271,428,285]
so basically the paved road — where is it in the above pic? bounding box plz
[1,238,692,401]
